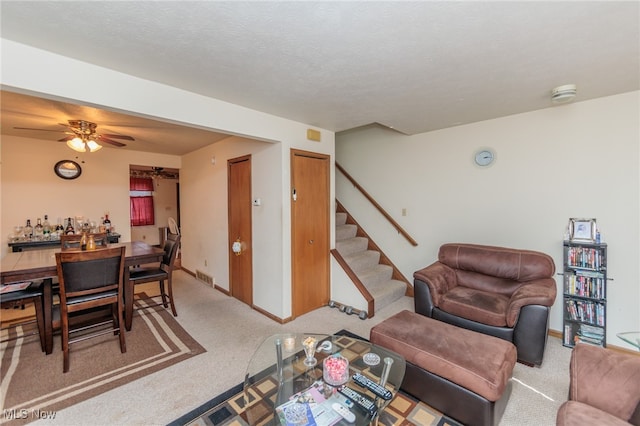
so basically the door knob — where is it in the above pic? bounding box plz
[232,238,242,256]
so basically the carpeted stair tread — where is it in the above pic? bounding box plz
[358,264,393,288]
[367,279,407,312]
[336,212,347,226]
[336,236,369,257]
[336,223,358,241]
[343,250,381,273]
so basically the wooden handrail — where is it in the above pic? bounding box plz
[336,162,418,246]
[330,248,375,318]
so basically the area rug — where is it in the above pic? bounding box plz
[0,295,206,425]
[169,330,462,426]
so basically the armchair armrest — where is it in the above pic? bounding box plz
[570,344,640,423]
[506,279,556,327]
[413,262,457,307]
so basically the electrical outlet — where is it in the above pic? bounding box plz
[402,208,407,216]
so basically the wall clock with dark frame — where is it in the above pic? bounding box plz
[54,160,82,180]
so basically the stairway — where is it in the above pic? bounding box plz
[335,211,408,314]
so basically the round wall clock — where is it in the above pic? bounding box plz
[54,160,82,180]
[474,149,496,167]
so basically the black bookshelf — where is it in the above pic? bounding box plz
[562,241,607,348]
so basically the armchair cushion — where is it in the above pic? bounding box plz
[557,401,632,426]
[569,344,640,422]
[439,287,510,327]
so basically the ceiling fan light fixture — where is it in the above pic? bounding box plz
[86,140,102,152]
[67,137,86,152]
[551,84,577,104]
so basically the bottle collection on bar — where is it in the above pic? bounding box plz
[10,213,113,242]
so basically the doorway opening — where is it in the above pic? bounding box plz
[129,165,180,246]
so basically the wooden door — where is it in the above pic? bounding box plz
[291,149,330,318]
[228,155,253,306]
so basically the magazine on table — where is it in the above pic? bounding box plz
[275,380,344,426]
[0,281,32,294]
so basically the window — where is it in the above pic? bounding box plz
[130,177,155,226]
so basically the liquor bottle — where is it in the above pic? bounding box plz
[43,215,51,240]
[103,213,111,234]
[34,218,44,241]
[25,219,33,240]
[55,218,64,239]
[65,217,75,235]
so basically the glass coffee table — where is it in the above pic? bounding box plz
[617,332,640,350]
[244,332,406,425]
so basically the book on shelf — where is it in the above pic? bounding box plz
[567,246,604,270]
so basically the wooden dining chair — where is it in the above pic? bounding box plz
[129,233,181,316]
[0,281,46,352]
[60,233,108,250]
[55,246,126,373]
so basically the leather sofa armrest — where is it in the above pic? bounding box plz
[413,262,457,307]
[506,279,557,327]
[570,344,640,423]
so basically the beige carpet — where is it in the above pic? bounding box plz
[6,271,571,425]
[0,295,205,425]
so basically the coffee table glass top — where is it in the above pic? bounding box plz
[617,332,640,350]
[244,332,406,425]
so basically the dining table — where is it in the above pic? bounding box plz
[1,241,164,354]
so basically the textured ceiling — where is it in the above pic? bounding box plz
[1,1,638,155]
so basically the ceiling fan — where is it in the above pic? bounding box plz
[130,166,179,180]
[14,119,134,152]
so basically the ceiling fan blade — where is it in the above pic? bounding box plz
[58,135,75,142]
[13,126,65,132]
[100,133,135,141]
[97,136,126,147]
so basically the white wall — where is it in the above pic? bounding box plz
[1,136,180,253]
[181,136,285,316]
[336,91,640,349]
[1,39,336,320]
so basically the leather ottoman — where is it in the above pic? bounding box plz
[370,310,516,426]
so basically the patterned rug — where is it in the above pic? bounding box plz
[170,331,462,426]
[0,295,206,425]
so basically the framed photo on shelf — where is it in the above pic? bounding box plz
[569,218,596,242]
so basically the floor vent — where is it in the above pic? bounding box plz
[196,270,214,286]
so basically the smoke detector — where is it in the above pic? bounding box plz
[551,84,577,104]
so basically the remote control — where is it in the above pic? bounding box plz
[332,402,356,423]
[338,386,377,417]
[352,373,393,400]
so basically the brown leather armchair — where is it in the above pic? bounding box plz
[414,243,557,366]
[556,343,640,426]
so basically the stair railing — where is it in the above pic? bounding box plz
[336,162,418,246]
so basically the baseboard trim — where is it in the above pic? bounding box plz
[251,304,290,324]
[548,328,638,356]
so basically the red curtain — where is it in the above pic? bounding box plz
[130,176,154,191]
[130,177,155,226]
